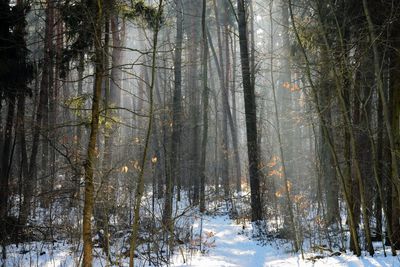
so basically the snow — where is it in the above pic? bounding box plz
[2,213,400,266]
[172,215,400,267]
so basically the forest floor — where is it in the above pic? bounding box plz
[2,211,400,266]
[171,214,399,267]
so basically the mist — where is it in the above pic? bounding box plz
[1,0,400,266]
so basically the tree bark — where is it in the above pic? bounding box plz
[163,0,183,235]
[187,0,201,204]
[237,0,262,222]
[0,96,15,218]
[230,37,241,193]
[16,94,30,225]
[199,0,209,212]
[82,0,104,264]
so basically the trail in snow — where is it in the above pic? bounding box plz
[172,215,400,267]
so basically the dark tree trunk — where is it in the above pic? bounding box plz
[318,49,338,225]
[39,0,54,208]
[187,1,201,205]
[199,0,209,213]
[0,96,16,218]
[390,63,400,249]
[164,0,183,231]
[237,0,262,222]
[16,94,30,225]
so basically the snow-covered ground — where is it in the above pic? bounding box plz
[2,214,400,266]
[172,215,400,267]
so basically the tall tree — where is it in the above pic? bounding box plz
[199,0,209,212]
[186,0,201,204]
[163,0,183,234]
[237,0,262,221]
[82,0,104,264]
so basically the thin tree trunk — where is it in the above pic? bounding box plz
[199,0,209,212]
[212,89,220,195]
[82,0,104,263]
[96,10,111,259]
[72,51,85,207]
[223,22,231,200]
[16,94,30,225]
[129,2,162,265]
[224,23,242,197]
[230,37,241,193]
[40,0,54,208]
[49,6,60,209]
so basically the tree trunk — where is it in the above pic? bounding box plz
[95,10,111,259]
[199,0,209,213]
[230,37,241,193]
[82,0,104,264]
[163,0,183,235]
[129,2,162,265]
[17,94,30,225]
[237,0,262,222]
[390,62,400,249]
[187,0,201,204]
[224,23,242,197]
[40,0,54,208]
[0,96,16,218]
[71,51,85,207]
[318,49,338,226]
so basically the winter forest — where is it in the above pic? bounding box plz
[1,0,400,266]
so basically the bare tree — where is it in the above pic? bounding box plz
[237,0,262,221]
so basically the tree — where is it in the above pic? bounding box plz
[199,0,209,212]
[237,0,262,222]
[129,1,163,266]
[82,0,104,263]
